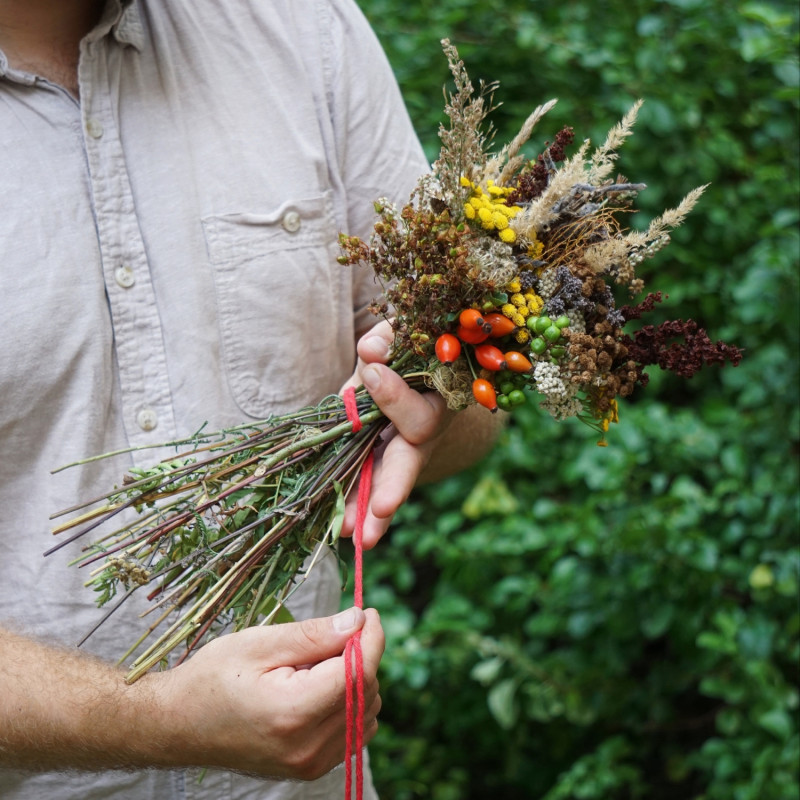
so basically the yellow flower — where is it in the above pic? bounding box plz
[492,211,509,230]
[507,279,521,293]
[501,303,517,318]
[526,294,544,314]
[510,293,526,307]
[514,329,531,344]
[528,240,544,259]
[460,176,473,187]
[478,207,494,229]
[498,228,516,244]
[464,204,476,220]
[512,312,526,327]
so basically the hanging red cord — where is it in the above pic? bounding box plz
[343,386,373,800]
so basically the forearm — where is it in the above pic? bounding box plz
[0,627,175,772]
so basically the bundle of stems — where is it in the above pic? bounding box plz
[48,378,420,682]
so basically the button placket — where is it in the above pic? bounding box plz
[80,44,177,455]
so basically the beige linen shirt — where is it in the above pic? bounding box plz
[0,0,426,797]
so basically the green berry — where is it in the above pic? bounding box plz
[499,381,515,396]
[550,346,566,359]
[508,389,527,406]
[530,337,547,355]
[555,315,571,329]
[496,394,512,412]
[534,315,552,334]
[544,325,562,342]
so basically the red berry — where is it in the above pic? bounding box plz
[472,378,498,412]
[474,344,506,371]
[435,333,461,366]
[456,324,490,344]
[504,351,533,373]
[482,313,516,338]
[459,308,485,331]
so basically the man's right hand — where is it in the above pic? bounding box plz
[0,608,384,781]
[152,607,384,780]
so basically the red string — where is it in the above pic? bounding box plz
[343,386,363,433]
[343,387,372,800]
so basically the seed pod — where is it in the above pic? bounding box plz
[435,333,461,366]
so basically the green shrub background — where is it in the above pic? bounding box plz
[350,2,799,798]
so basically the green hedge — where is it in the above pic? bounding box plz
[352,2,799,797]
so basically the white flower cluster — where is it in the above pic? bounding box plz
[566,308,586,334]
[537,266,559,300]
[533,361,583,420]
[533,360,566,395]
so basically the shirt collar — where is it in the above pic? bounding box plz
[85,0,144,52]
[0,0,143,81]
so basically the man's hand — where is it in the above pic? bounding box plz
[156,608,384,780]
[0,609,384,781]
[340,320,504,548]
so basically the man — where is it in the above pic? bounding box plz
[0,0,500,797]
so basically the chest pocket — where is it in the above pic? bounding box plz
[202,194,346,418]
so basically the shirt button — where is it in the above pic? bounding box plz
[86,118,104,138]
[115,265,135,288]
[282,210,301,233]
[136,408,158,432]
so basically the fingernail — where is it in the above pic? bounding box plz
[362,365,381,392]
[333,607,361,633]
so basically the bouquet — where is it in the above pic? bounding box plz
[48,41,741,682]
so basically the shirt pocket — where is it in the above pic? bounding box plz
[202,194,345,418]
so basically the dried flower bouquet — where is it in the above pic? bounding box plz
[49,41,741,681]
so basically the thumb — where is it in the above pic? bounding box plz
[258,608,366,668]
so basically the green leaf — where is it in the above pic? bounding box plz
[487,677,519,730]
[757,708,794,740]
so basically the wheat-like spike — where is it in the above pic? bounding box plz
[494,99,558,186]
[510,139,591,238]
[588,100,643,183]
[645,185,709,240]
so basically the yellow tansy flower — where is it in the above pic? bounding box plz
[478,207,494,228]
[498,228,516,244]
[492,212,509,230]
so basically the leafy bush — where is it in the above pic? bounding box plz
[351,1,799,797]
